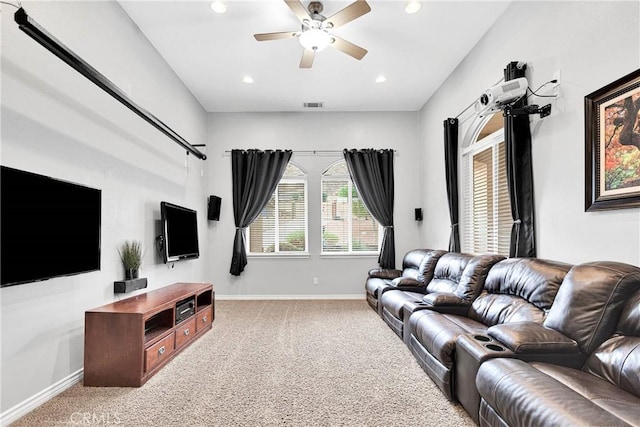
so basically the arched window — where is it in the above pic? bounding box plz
[321,160,380,254]
[248,162,308,254]
[462,113,511,255]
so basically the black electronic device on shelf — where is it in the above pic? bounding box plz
[175,297,195,324]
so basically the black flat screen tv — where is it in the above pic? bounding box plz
[160,201,199,263]
[1,166,101,287]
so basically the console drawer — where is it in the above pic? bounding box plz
[196,306,213,332]
[145,333,174,372]
[175,318,196,349]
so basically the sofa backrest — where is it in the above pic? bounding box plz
[583,285,640,398]
[398,249,431,282]
[544,261,640,357]
[426,252,473,294]
[417,249,448,284]
[468,258,572,327]
[453,254,506,301]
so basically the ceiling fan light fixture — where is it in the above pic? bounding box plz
[405,1,421,14]
[299,29,332,52]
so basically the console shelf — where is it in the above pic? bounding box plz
[84,282,214,387]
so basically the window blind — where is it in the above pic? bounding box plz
[248,163,308,254]
[463,128,511,255]
[321,161,380,254]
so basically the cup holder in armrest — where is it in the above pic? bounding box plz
[485,343,505,352]
[473,335,491,342]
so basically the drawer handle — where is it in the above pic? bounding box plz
[158,346,166,355]
[184,329,190,336]
[202,316,208,323]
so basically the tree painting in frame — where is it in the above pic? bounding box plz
[585,69,640,211]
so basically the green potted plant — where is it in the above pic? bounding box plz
[118,240,143,280]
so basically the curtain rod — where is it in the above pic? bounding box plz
[14,8,207,161]
[223,150,396,154]
[224,150,398,156]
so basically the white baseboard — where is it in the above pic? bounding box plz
[1,368,83,426]
[217,294,365,300]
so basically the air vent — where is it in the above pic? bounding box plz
[303,102,324,109]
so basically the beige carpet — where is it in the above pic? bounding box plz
[12,300,474,426]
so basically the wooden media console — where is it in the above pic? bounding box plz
[84,282,214,387]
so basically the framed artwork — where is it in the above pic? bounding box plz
[585,69,640,211]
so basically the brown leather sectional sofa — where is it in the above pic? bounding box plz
[365,249,445,314]
[365,250,640,426]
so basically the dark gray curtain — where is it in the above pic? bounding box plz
[504,61,537,257]
[444,118,460,252]
[343,149,395,269]
[230,149,292,275]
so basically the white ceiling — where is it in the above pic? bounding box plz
[119,0,511,113]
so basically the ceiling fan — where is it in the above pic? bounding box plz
[254,0,371,68]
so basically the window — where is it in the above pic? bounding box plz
[321,160,380,254]
[248,163,308,254]
[462,114,512,255]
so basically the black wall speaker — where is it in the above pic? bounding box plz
[208,196,221,221]
[415,208,423,222]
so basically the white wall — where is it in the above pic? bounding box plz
[1,1,208,413]
[206,112,424,297]
[419,1,640,265]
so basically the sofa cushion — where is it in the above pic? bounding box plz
[584,335,640,399]
[455,254,505,301]
[426,252,472,294]
[410,310,487,368]
[582,290,640,398]
[477,358,638,427]
[618,288,640,336]
[380,290,424,319]
[365,277,390,298]
[417,249,448,283]
[532,361,640,425]
[544,261,640,355]
[468,258,571,326]
[471,293,547,326]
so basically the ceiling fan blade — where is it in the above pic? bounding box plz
[325,0,371,29]
[300,49,315,68]
[254,31,298,41]
[330,36,367,60]
[284,0,311,23]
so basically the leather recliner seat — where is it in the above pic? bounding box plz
[476,261,640,427]
[406,257,572,400]
[365,249,445,314]
[379,252,504,342]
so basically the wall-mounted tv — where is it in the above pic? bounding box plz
[1,166,101,287]
[160,201,199,263]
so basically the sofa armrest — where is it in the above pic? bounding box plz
[368,268,402,280]
[391,277,421,287]
[487,322,580,354]
[420,292,471,316]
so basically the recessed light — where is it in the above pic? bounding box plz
[375,75,387,84]
[210,1,227,14]
[243,76,254,84]
[405,1,421,14]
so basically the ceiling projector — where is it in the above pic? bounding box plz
[474,77,528,117]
